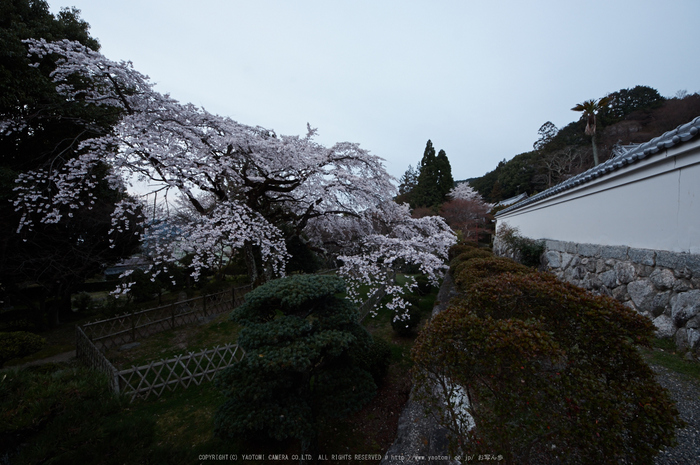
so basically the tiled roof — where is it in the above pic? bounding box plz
[496,115,700,216]
[494,192,528,208]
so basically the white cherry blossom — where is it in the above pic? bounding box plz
[9,39,455,320]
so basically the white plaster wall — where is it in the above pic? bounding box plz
[496,139,700,254]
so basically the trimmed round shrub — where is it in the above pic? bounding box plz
[413,305,566,460]
[412,271,682,464]
[72,292,93,313]
[452,256,532,292]
[414,274,435,296]
[215,275,376,447]
[0,331,47,366]
[448,248,494,274]
[448,242,479,261]
[465,272,655,346]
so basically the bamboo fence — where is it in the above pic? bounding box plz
[76,275,390,401]
[82,285,251,352]
[115,343,245,401]
[76,285,251,400]
[75,324,121,393]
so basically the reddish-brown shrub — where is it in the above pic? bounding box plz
[413,268,682,464]
[447,242,479,262]
[413,305,565,460]
[439,198,492,242]
[464,272,655,346]
[448,249,493,274]
[452,256,532,292]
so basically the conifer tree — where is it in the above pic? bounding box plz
[215,274,378,456]
[435,149,454,201]
[411,140,454,209]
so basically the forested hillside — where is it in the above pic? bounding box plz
[467,86,700,203]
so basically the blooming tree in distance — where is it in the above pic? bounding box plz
[8,39,455,319]
[448,182,484,202]
[440,182,492,243]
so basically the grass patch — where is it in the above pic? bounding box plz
[641,338,700,385]
[1,361,235,465]
[106,312,241,369]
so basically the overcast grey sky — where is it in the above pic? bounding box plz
[50,0,700,182]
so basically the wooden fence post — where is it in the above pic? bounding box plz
[131,308,136,342]
[170,302,175,329]
[113,371,121,394]
[75,326,81,360]
[202,293,207,315]
[231,286,236,309]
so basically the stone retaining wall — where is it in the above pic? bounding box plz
[535,240,700,356]
[493,237,700,356]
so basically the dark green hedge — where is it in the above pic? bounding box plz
[0,331,46,366]
[214,275,376,447]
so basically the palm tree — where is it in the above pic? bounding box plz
[571,96,611,166]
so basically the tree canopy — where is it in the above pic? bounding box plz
[0,0,140,326]
[598,85,665,126]
[307,200,454,315]
[467,85,698,204]
[6,37,455,322]
[403,140,454,209]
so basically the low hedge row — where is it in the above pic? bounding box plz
[448,249,494,275]
[412,244,682,464]
[452,255,533,292]
[447,242,479,261]
[0,331,46,367]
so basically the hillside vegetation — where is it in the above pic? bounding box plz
[468,87,700,203]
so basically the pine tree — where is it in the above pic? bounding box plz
[398,164,419,196]
[214,274,378,455]
[395,164,419,205]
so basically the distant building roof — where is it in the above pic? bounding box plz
[496,115,700,216]
[494,192,528,208]
[611,143,641,158]
[104,255,150,278]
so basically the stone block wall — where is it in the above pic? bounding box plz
[537,240,700,356]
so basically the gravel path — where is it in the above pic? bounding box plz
[652,365,700,465]
[1,350,76,372]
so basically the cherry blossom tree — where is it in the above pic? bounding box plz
[9,39,455,318]
[441,182,493,243]
[448,181,485,202]
[0,6,143,325]
[439,198,491,242]
[306,201,455,321]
